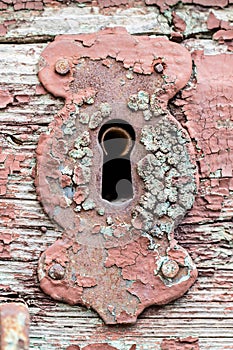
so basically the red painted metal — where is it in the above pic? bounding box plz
[36,27,198,325]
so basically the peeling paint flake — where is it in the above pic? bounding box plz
[0,89,13,109]
[161,336,199,350]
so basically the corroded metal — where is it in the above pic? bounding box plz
[0,303,30,350]
[55,58,70,75]
[36,27,198,325]
[48,263,66,280]
[161,259,180,278]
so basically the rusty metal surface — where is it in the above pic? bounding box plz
[36,27,198,325]
[0,303,29,350]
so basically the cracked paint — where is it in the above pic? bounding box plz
[145,0,230,12]
[181,51,233,223]
[0,149,25,197]
[207,11,233,51]
[0,0,232,12]
[161,336,199,350]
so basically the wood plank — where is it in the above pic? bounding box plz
[0,35,233,349]
[0,6,170,42]
[0,5,232,43]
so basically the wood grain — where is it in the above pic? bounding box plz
[0,10,233,348]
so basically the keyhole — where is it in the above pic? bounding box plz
[98,119,135,203]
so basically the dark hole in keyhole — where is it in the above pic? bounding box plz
[98,119,135,203]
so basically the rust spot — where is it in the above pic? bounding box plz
[0,303,30,350]
[36,27,198,325]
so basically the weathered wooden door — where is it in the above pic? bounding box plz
[0,1,233,349]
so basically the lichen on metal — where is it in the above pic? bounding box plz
[0,303,30,350]
[36,27,198,325]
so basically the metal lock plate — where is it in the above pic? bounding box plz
[36,27,198,325]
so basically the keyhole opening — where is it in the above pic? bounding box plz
[98,119,135,203]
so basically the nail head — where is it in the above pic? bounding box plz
[161,259,179,278]
[55,58,70,75]
[48,263,66,280]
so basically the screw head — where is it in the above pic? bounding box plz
[48,263,66,280]
[154,63,164,74]
[161,259,179,278]
[55,58,70,75]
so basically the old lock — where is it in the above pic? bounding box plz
[36,27,198,325]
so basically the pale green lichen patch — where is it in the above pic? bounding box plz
[82,198,96,211]
[79,112,90,125]
[86,97,95,104]
[74,205,82,212]
[97,207,105,216]
[65,129,95,212]
[126,70,134,80]
[60,165,73,176]
[100,226,114,237]
[106,216,114,225]
[69,131,92,160]
[143,109,153,121]
[89,111,103,129]
[62,113,77,135]
[134,115,197,237]
[74,131,90,148]
[99,102,112,118]
[88,103,112,129]
[128,90,150,112]
[150,93,165,117]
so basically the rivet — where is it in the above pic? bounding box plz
[48,263,66,280]
[55,58,70,75]
[154,63,164,74]
[161,259,179,278]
